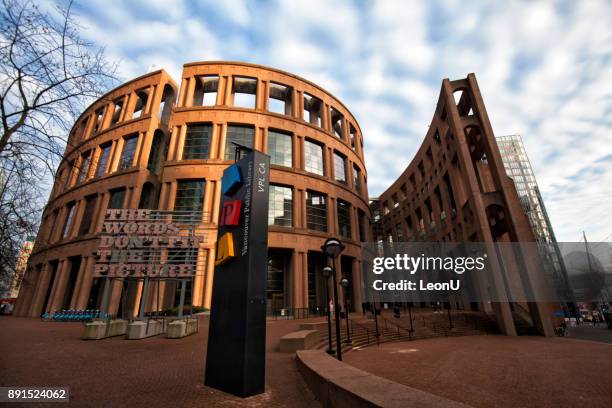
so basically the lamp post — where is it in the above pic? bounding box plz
[321,237,345,361]
[340,278,352,345]
[322,266,334,355]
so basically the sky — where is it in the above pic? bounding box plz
[69,0,612,243]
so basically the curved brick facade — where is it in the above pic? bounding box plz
[14,62,371,318]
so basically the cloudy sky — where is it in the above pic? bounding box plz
[71,0,612,242]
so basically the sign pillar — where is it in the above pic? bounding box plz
[204,149,270,397]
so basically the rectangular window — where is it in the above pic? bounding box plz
[337,200,352,238]
[232,77,257,108]
[330,108,344,139]
[96,144,112,177]
[304,139,324,176]
[108,188,126,209]
[306,191,327,232]
[111,98,123,125]
[183,124,212,160]
[79,195,97,235]
[193,75,219,106]
[269,82,292,115]
[267,130,292,167]
[268,185,293,227]
[77,151,91,183]
[62,203,75,238]
[333,152,347,183]
[353,165,361,193]
[119,134,138,170]
[225,125,254,160]
[174,180,205,213]
[303,93,322,126]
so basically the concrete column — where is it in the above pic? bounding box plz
[209,123,221,160]
[224,75,233,106]
[217,124,227,159]
[132,131,146,168]
[185,77,195,107]
[323,146,332,178]
[144,85,155,115]
[109,139,122,173]
[192,247,206,306]
[178,77,188,107]
[175,125,187,161]
[293,188,302,228]
[70,199,86,238]
[254,126,263,152]
[203,248,215,309]
[167,125,180,161]
[294,135,302,170]
[328,197,336,235]
[211,181,222,225]
[29,263,50,317]
[49,259,70,312]
[352,258,363,313]
[260,127,268,153]
[167,181,178,211]
[69,257,89,308]
[93,193,110,233]
[292,89,300,119]
[75,257,95,309]
[301,251,308,307]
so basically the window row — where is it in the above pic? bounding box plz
[267,185,367,241]
[189,75,362,152]
[70,84,175,145]
[181,124,364,194]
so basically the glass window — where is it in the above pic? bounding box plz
[225,125,254,160]
[183,124,212,160]
[233,77,257,108]
[267,130,292,167]
[96,144,112,177]
[111,98,123,125]
[337,200,352,238]
[119,134,138,170]
[303,93,322,126]
[353,165,361,193]
[268,185,293,227]
[193,75,218,106]
[304,139,324,176]
[174,180,205,213]
[108,188,125,209]
[62,203,76,238]
[333,152,347,183]
[269,82,292,115]
[77,151,91,183]
[79,195,97,235]
[306,191,327,232]
[132,88,149,119]
[330,108,344,139]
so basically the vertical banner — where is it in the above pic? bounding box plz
[204,149,270,397]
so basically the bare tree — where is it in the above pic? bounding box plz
[0,0,118,292]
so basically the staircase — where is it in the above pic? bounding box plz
[315,309,500,355]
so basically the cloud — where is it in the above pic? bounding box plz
[70,0,612,242]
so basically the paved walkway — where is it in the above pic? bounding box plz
[344,335,612,408]
[0,316,321,407]
[566,323,612,344]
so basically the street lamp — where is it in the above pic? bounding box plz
[340,278,352,345]
[322,237,345,361]
[322,266,334,355]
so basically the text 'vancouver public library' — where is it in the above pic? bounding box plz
[14,61,556,335]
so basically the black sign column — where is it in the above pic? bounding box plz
[205,148,270,397]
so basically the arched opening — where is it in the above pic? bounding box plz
[138,182,159,210]
[158,84,175,123]
[453,87,475,117]
[486,204,509,241]
[465,125,496,193]
[147,129,167,174]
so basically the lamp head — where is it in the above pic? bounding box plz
[321,237,345,259]
[340,278,349,288]
[322,266,332,278]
